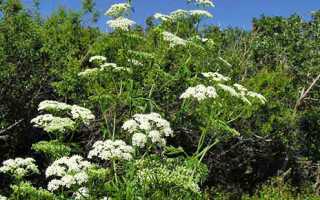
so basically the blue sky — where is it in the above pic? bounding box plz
[22,0,320,30]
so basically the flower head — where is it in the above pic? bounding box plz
[107,17,136,31]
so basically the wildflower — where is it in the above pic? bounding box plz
[105,3,131,18]
[0,157,39,178]
[88,140,133,161]
[71,105,95,125]
[189,0,215,7]
[170,9,190,20]
[0,195,7,200]
[217,83,239,97]
[46,155,92,191]
[73,187,89,200]
[233,83,248,92]
[162,31,187,47]
[180,84,218,101]
[190,10,213,18]
[107,17,136,31]
[128,59,143,66]
[154,13,170,21]
[89,56,107,63]
[78,68,99,77]
[202,72,231,82]
[132,133,147,148]
[122,113,173,147]
[31,114,76,133]
[247,91,267,104]
[38,100,71,112]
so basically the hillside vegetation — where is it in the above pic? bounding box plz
[0,0,319,199]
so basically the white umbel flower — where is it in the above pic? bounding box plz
[46,155,91,191]
[247,91,267,104]
[89,55,107,63]
[190,10,213,18]
[105,3,131,18]
[78,68,99,77]
[189,0,215,7]
[217,83,239,97]
[132,133,147,148]
[73,187,89,200]
[0,195,7,200]
[38,100,71,112]
[31,114,76,133]
[0,157,39,178]
[122,113,173,147]
[71,105,95,125]
[154,13,170,21]
[202,72,231,82]
[88,140,133,161]
[162,31,187,47]
[180,84,218,101]
[107,17,136,31]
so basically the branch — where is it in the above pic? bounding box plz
[294,74,320,112]
[0,119,24,135]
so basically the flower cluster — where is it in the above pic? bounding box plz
[202,72,231,82]
[162,31,187,47]
[73,187,89,200]
[0,157,39,178]
[122,113,173,147]
[46,155,92,191]
[89,55,107,63]
[71,105,95,125]
[38,100,71,112]
[107,17,136,31]
[101,62,131,72]
[180,72,267,104]
[32,101,95,132]
[105,3,130,18]
[0,195,6,200]
[188,0,215,7]
[88,140,133,161]
[154,9,212,22]
[180,84,217,101]
[78,68,99,77]
[31,114,76,133]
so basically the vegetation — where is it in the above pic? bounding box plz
[0,0,319,199]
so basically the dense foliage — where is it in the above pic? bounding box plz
[0,0,319,199]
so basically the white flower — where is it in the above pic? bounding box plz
[154,13,170,21]
[128,59,143,66]
[0,157,39,178]
[107,17,136,31]
[170,9,190,20]
[132,133,147,148]
[47,179,62,192]
[46,155,92,191]
[217,83,239,97]
[74,187,89,200]
[88,140,133,161]
[123,113,173,147]
[233,83,248,92]
[180,84,218,101]
[122,119,139,133]
[190,10,213,18]
[89,56,107,63]
[189,0,215,7]
[38,100,71,112]
[105,3,131,18]
[31,114,76,133]
[162,31,187,47]
[202,72,231,82]
[247,91,267,104]
[78,68,99,77]
[71,105,95,125]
